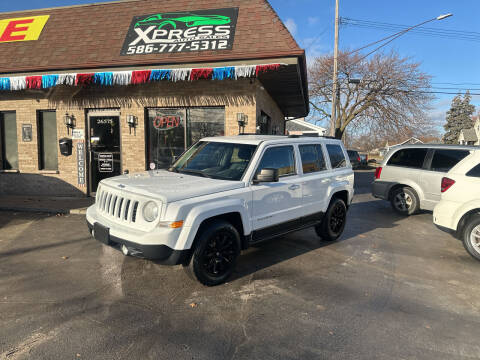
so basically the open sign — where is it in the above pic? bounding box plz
[153,116,182,130]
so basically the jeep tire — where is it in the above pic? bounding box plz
[462,214,480,261]
[315,198,347,242]
[184,220,241,286]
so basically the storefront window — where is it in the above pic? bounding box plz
[38,111,58,170]
[187,108,225,146]
[147,107,225,170]
[0,112,18,170]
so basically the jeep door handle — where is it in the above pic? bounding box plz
[289,184,300,190]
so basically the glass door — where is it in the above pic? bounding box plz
[88,115,121,193]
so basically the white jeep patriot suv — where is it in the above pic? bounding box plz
[87,135,354,285]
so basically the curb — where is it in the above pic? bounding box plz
[0,207,87,215]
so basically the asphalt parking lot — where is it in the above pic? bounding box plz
[1,170,479,360]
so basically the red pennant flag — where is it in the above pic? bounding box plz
[255,64,281,77]
[26,76,42,89]
[190,68,213,81]
[131,70,152,84]
[76,73,95,86]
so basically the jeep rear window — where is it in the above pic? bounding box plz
[430,149,470,172]
[326,144,346,169]
[466,163,480,177]
[387,148,427,169]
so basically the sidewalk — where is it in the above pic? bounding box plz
[0,195,94,215]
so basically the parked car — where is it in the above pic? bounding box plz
[372,144,480,215]
[433,152,480,261]
[359,154,368,166]
[347,150,361,169]
[86,135,355,286]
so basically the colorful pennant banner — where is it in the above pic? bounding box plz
[0,64,284,92]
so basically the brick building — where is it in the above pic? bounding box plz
[0,0,308,197]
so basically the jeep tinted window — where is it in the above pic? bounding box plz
[256,146,296,177]
[300,144,326,173]
[466,163,480,177]
[326,144,346,169]
[387,148,427,168]
[430,149,470,172]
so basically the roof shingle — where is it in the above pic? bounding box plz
[0,0,305,74]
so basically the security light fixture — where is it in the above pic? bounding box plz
[127,115,138,134]
[63,113,76,135]
[237,113,248,134]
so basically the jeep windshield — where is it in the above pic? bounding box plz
[169,141,257,181]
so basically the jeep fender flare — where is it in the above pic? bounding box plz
[175,199,250,250]
[327,181,353,206]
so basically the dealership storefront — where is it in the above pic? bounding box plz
[0,0,308,197]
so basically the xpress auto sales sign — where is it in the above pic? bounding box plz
[121,8,238,55]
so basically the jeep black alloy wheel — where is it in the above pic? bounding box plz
[330,202,346,234]
[185,220,241,286]
[315,198,347,242]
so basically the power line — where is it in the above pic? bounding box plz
[432,82,480,86]
[341,17,480,42]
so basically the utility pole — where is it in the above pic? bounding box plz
[330,0,340,137]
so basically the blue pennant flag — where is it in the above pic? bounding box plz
[94,72,113,86]
[150,69,172,81]
[0,78,11,91]
[212,67,235,80]
[42,75,59,89]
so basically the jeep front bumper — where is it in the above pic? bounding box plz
[86,205,190,265]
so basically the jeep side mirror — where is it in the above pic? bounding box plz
[253,168,279,184]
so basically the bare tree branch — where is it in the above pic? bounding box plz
[309,51,434,140]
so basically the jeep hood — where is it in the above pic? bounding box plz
[100,170,245,203]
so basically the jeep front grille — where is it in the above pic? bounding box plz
[96,188,141,224]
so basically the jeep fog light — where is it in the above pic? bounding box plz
[143,201,159,222]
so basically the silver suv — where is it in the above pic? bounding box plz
[372,145,480,215]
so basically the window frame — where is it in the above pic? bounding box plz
[253,145,297,180]
[386,147,429,170]
[299,143,327,174]
[0,110,18,170]
[37,110,58,171]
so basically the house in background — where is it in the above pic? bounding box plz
[378,137,423,157]
[285,118,326,136]
[458,117,480,145]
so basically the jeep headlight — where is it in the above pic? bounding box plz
[143,201,159,222]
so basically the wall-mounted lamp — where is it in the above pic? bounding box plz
[63,112,76,135]
[237,113,248,134]
[127,115,138,134]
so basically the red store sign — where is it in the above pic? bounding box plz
[153,116,182,130]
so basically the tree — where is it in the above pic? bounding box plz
[443,92,475,144]
[309,51,434,140]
